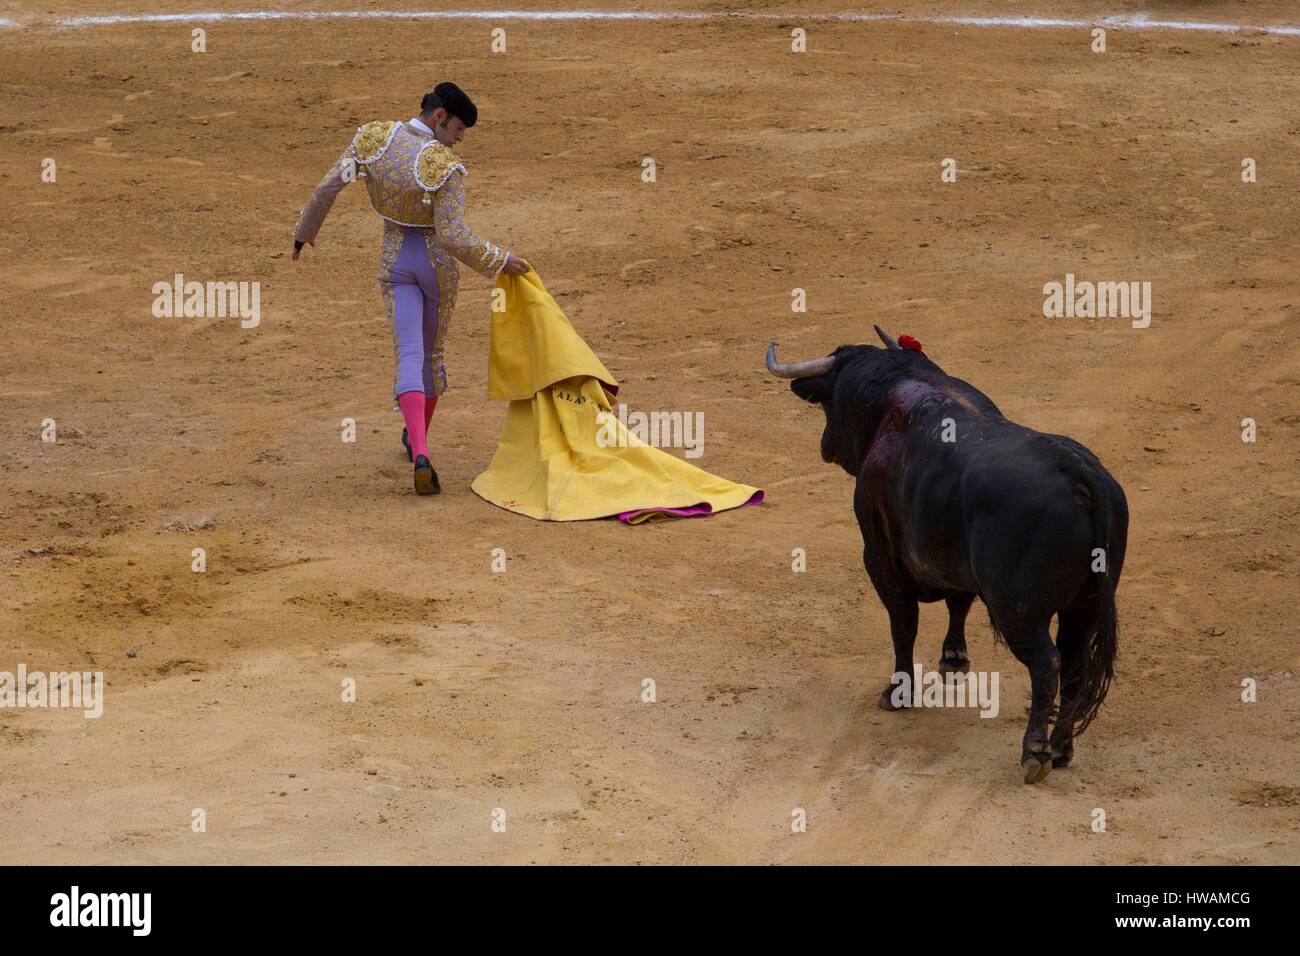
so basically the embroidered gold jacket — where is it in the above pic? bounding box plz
[294,119,510,278]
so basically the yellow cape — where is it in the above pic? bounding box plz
[471,271,764,523]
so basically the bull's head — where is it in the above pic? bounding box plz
[766,326,914,475]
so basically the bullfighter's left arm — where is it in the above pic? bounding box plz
[294,140,357,246]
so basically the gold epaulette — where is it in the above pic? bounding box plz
[415,141,468,191]
[351,120,400,163]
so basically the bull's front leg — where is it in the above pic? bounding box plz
[939,593,976,674]
[854,490,919,711]
[877,595,919,711]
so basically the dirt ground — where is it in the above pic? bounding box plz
[1,1,1298,864]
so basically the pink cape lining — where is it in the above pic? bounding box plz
[615,490,765,524]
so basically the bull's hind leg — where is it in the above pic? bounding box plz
[998,613,1060,784]
[1049,606,1092,768]
[939,593,976,674]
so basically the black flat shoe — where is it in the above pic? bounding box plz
[413,454,440,495]
[401,427,413,463]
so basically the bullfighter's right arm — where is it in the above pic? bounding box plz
[431,168,510,278]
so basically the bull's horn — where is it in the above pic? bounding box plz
[874,325,901,350]
[766,342,834,379]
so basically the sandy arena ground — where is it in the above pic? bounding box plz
[1,1,1298,864]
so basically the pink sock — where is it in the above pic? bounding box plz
[423,395,438,435]
[398,391,429,461]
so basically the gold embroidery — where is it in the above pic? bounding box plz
[431,171,508,279]
[297,122,506,247]
[359,124,438,228]
[424,229,459,396]
[352,120,399,163]
[415,142,467,192]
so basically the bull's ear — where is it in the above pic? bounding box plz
[790,375,831,404]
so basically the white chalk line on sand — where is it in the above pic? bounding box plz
[1,9,1298,37]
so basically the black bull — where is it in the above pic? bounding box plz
[768,328,1128,784]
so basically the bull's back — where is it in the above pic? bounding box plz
[889,413,1117,608]
[959,426,1116,609]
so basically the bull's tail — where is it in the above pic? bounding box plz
[1071,467,1119,736]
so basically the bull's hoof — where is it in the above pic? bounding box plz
[938,650,970,674]
[877,689,905,711]
[1051,751,1073,768]
[1021,754,1053,785]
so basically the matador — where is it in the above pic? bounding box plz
[293,82,530,495]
